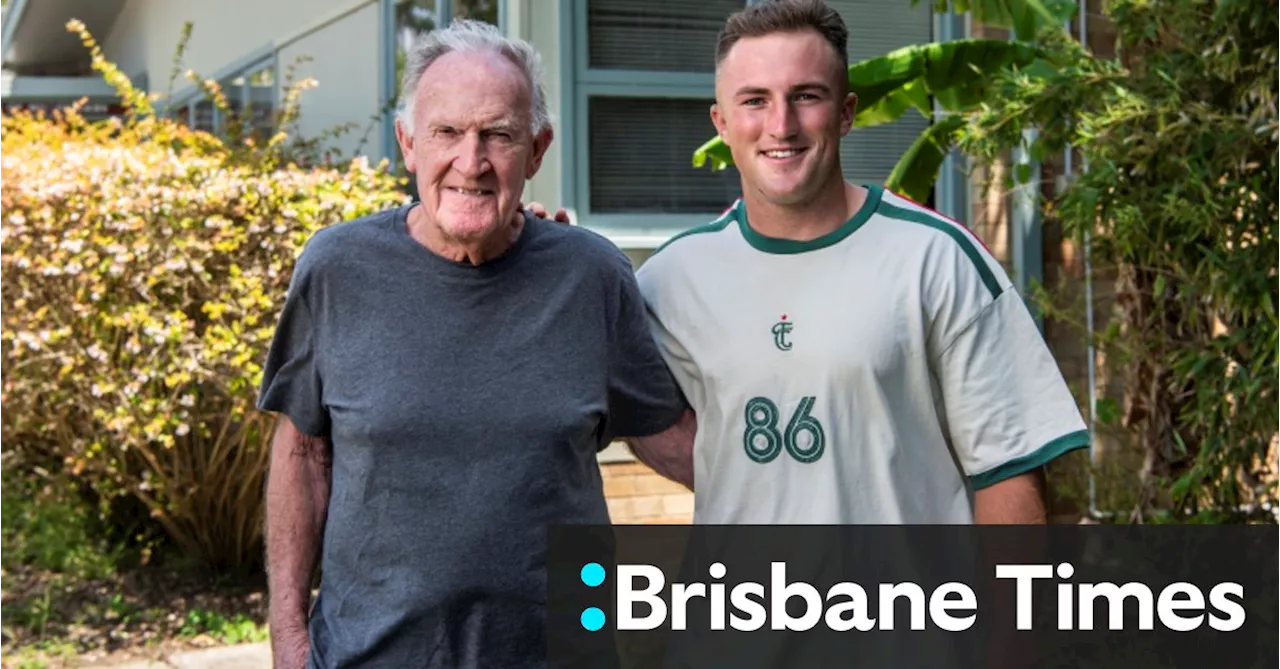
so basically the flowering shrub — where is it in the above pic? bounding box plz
[1,24,409,569]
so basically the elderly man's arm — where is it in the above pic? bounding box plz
[625,408,697,490]
[265,416,332,669]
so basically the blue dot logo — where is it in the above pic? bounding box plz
[580,562,605,587]
[581,607,606,631]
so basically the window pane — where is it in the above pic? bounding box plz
[395,0,441,102]
[454,0,498,25]
[587,0,745,72]
[219,63,275,142]
[245,64,276,139]
[193,100,216,133]
[222,77,245,117]
[588,96,742,214]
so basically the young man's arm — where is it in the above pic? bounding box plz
[973,469,1047,524]
[265,415,331,669]
[625,408,697,490]
[919,216,1087,524]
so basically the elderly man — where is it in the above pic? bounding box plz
[257,20,692,669]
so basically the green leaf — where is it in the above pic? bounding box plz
[855,78,932,128]
[884,115,966,204]
[853,40,1043,121]
[1095,397,1120,426]
[1015,163,1034,183]
[691,135,733,171]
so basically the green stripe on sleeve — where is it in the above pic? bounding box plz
[651,202,739,257]
[969,430,1091,490]
[877,201,1004,299]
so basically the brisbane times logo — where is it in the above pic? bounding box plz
[572,560,1248,634]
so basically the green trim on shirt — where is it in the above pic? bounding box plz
[735,184,885,255]
[877,201,1004,299]
[651,204,739,257]
[969,430,1091,490]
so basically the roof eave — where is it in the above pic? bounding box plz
[0,0,32,70]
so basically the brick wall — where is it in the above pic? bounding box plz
[600,461,694,524]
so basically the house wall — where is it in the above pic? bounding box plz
[103,0,363,88]
[506,0,564,217]
[102,0,384,163]
[275,3,384,162]
[601,462,694,524]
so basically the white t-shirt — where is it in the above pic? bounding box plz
[635,184,1089,524]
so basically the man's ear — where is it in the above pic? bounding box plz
[710,102,728,140]
[394,118,417,172]
[526,126,554,179]
[840,92,857,136]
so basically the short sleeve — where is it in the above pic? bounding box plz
[635,257,705,415]
[604,256,689,442]
[640,302,704,413]
[256,271,330,438]
[934,289,1090,490]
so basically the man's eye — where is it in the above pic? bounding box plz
[743,98,765,106]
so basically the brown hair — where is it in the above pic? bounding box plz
[715,0,849,79]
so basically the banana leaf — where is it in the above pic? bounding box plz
[884,115,967,204]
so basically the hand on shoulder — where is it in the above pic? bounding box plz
[524,201,571,225]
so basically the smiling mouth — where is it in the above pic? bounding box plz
[447,186,494,196]
[761,148,807,160]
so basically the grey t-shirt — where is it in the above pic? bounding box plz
[256,204,686,668]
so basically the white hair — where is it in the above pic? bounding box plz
[395,19,551,136]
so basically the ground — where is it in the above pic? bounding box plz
[1,563,268,668]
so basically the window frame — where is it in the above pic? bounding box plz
[166,45,279,137]
[566,0,749,236]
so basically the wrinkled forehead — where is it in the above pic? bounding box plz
[415,50,533,129]
[420,102,528,133]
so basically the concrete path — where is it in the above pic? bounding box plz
[83,643,270,669]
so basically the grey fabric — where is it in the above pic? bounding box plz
[256,204,686,668]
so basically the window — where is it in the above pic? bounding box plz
[588,97,741,213]
[585,0,737,72]
[572,0,746,231]
[570,0,938,232]
[169,57,277,141]
[221,61,278,142]
[453,0,499,26]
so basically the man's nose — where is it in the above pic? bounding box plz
[453,131,489,177]
[767,100,799,139]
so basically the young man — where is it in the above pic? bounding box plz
[631,0,1089,525]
